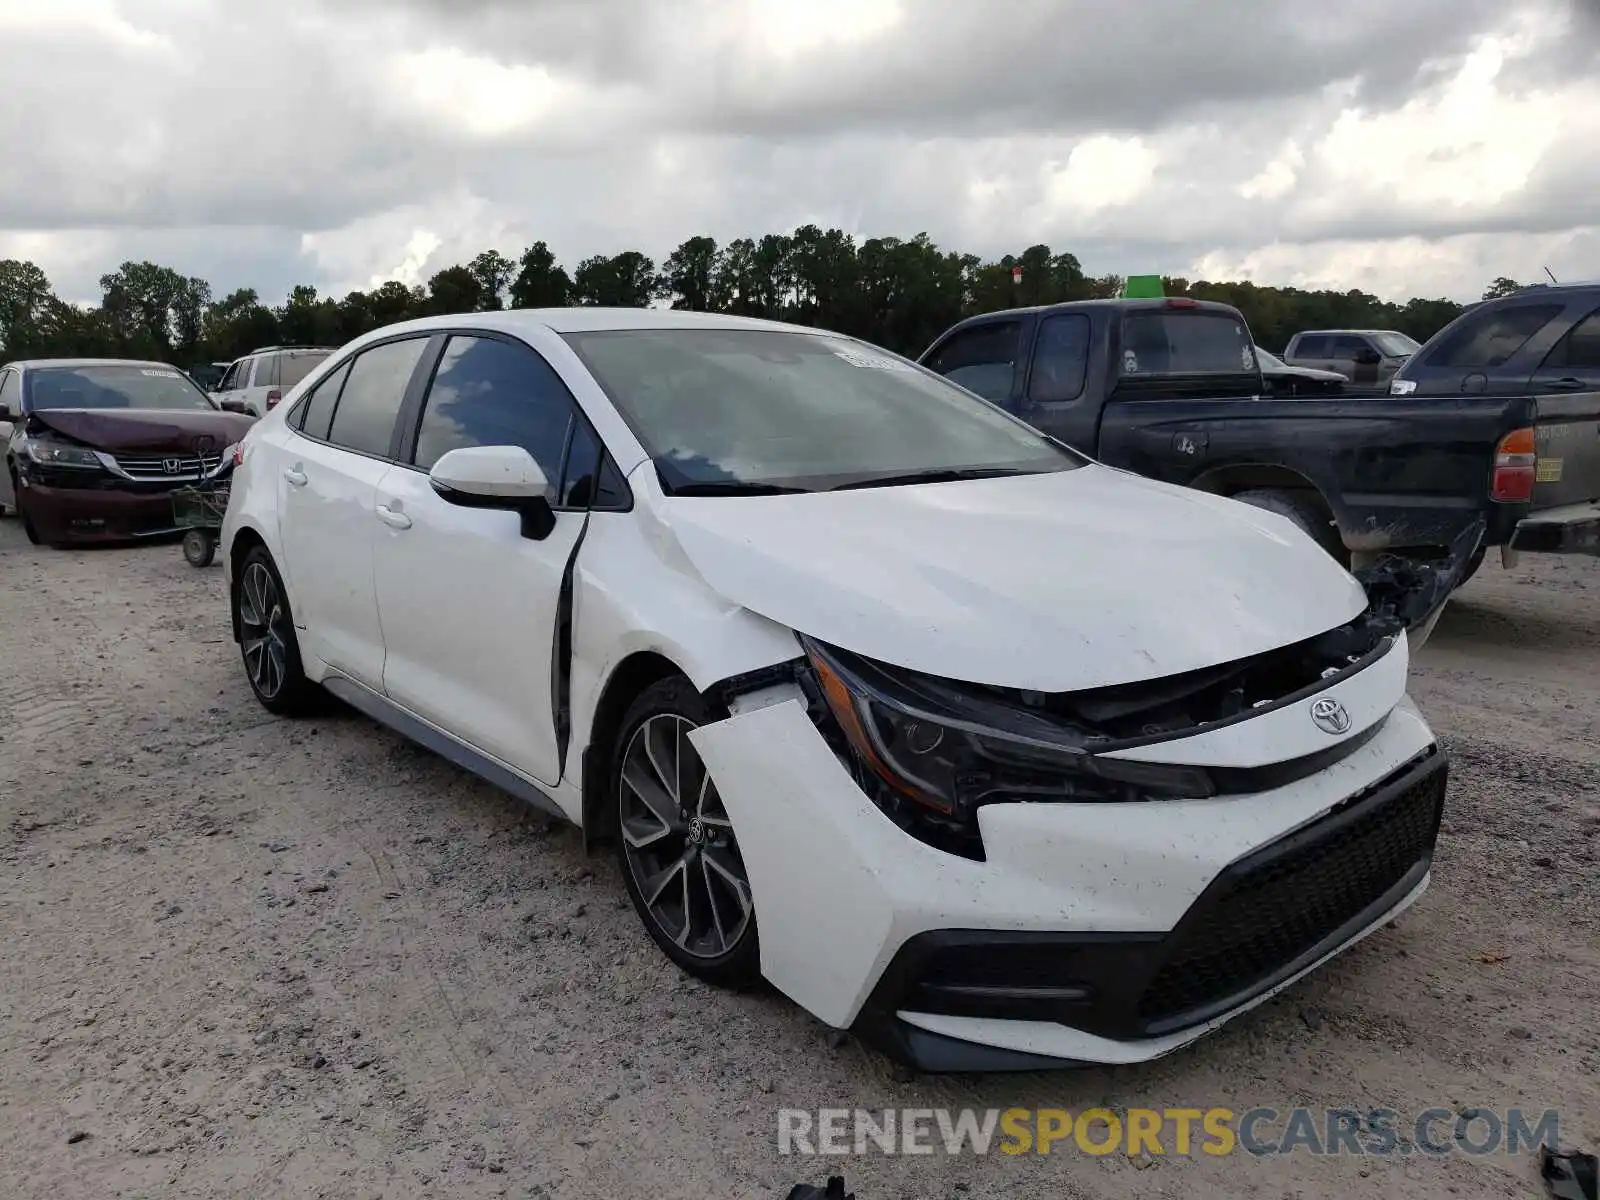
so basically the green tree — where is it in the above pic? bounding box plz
[661,236,722,311]
[509,242,573,308]
[468,250,515,310]
[1482,276,1523,301]
[204,288,279,361]
[0,259,59,358]
[424,265,483,316]
[573,251,656,307]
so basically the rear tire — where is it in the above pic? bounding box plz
[1232,488,1342,559]
[612,676,761,990]
[233,546,318,715]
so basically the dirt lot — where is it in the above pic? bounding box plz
[1,517,1596,1200]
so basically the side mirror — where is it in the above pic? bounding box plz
[429,445,556,540]
[0,402,12,421]
[1355,348,1382,366]
[218,398,250,415]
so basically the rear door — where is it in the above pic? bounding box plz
[276,335,431,687]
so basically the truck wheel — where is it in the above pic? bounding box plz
[1232,488,1342,559]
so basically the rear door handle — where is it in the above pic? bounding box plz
[283,467,307,486]
[376,504,412,530]
[1546,377,1588,390]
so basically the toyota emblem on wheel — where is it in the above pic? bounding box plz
[1310,696,1351,735]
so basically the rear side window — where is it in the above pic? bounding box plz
[1027,314,1091,403]
[1292,334,1330,357]
[1540,310,1600,371]
[327,338,428,457]
[925,321,1021,402]
[250,356,278,388]
[1430,304,1563,368]
[411,335,576,482]
[293,359,352,441]
[1120,312,1255,376]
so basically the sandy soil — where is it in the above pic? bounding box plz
[1,516,1596,1200]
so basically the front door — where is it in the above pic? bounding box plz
[372,333,590,787]
[276,336,429,688]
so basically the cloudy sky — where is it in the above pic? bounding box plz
[3,0,1598,307]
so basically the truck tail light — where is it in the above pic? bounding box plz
[1491,427,1536,502]
[265,389,283,410]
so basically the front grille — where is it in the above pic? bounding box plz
[108,453,217,480]
[1136,751,1447,1026]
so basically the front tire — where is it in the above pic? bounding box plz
[15,473,41,545]
[612,677,761,989]
[234,546,318,714]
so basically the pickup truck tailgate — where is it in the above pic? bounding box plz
[1510,392,1600,555]
[1534,392,1600,509]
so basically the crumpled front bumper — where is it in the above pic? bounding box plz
[689,650,1442,1072]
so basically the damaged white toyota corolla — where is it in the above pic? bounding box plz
[223,308,1453,1072]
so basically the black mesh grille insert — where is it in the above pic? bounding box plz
[1136,752,1446,1026]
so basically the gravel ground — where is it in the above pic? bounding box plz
[1,516,1596,1200]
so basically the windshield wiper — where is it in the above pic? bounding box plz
[829,467,1037,492]
[666,481,813,496]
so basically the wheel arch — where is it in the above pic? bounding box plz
[1190,463,1344,545]
[226,524,271,644]
[578,650,687,851]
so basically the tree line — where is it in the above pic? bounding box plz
[0,229,1511,371]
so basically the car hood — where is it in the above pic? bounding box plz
[660,465,1370,692]
[26,407,254,454]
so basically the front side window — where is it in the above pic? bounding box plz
[1027,314,1091,403]
[925,321,1021,402]
[1431,304,1563,369]
[565,327,1078,493]
[325,338,428,457]
[0,370,18,413]
[1331,335,1372,359]
[411,336,576,485]
[218,361,246,391]
[24,364,215,411]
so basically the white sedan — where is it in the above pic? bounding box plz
[222,308,1450,1071]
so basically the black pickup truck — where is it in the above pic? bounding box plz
[918,297,1600,587]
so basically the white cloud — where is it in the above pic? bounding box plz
[1042,136,1158,215]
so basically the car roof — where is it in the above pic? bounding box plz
[6,358,180,372]
[1294,329,1404,337]
[342,308,822,342]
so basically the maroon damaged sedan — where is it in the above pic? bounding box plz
[0,359,254,547]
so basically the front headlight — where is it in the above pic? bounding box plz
[802,638,1215,833]
[1389,378,1417,396]
[24,437,103,468]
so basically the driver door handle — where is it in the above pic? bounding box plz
[376,504,412,530]
[283,467,308,487]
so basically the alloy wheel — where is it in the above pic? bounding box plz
[238,561,289,700]
[618,713,753,960]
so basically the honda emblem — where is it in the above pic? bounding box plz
[163,458,182,474]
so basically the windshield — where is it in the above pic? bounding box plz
[1372,332,1421,357]
[563,328,1079,492]
[1120,312,1257,375]
[27,365,216,412]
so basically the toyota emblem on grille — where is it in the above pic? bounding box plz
[1310,696,1351,735]
[163,458,183,474]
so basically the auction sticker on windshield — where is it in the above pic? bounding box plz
[833,349,912,371]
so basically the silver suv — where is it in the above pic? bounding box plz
[212,346,336,417]
[1282,330,1421,387]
